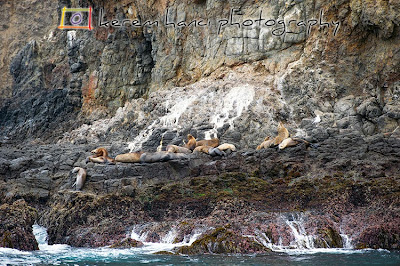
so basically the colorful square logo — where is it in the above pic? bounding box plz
[58,7,93,30]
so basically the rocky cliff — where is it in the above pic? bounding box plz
[0,0,399,252]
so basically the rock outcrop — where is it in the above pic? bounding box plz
[0,132,399,250]
[0,200,39,251]
[0,0,399,145]
[175,226,271,254]
[0,0,399,253]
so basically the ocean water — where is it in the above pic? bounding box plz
[1,225,399,265]
[1,246,399,265]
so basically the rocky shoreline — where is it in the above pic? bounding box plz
[1,0,400,255]
[1,131,399,252]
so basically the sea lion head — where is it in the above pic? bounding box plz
[91,147,108,157]
[71,167,80,173]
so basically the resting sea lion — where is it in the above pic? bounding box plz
[184,134,197,151]
[86,147,115,164]
[196,138,219,148]
[208,147,225,157]
[278,137,311,150]
[194,145,213,154]
[72,167,86,191]
[166,145,192,154]
[217,143,236,152]
[140,152,187,163]
[168,153,188,160]
[273,122,290,145]
[115,151,144,163]
[140,152,169,163]
[256,136,275,150]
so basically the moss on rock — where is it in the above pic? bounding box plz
[174,226,271,255]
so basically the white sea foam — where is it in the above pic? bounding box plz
[285,215,315,249]
[32,224,48,245]
[251,213,362,255]
[0,248,31,255]
[340,233,354,249]
[130,224,209,254]
[33,224,70,253]
[0,223,394,265]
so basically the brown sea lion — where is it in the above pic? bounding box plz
[86,147,115,164]
[166,145,192,154]
[278,137,311,150]
[196,138,219,148]
[115,151,144,163]
[273,122,289,145]
[72,167,86,191]
[184,134,197,151]
[193,145,212,154]
[256,136,275,150]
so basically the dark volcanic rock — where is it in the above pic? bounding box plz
[357,223,400,250]
[0,133,399,251]
[175,226,271,254]
[41,192,146,247]
[0,200,38,251]
[109,238,144,248]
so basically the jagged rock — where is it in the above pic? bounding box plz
[357,224,400,250]
[174,227,271,254]
[0,0,400,253]
[0,199,38,251]
[109,238,144,248]
[318,227,344,248]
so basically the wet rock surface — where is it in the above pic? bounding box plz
[110,238,144,249]
[175,226,271,254]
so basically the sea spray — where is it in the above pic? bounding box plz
[0,224,394,264]
[340,234,354,249]
[32,224,69,253]
[285,214,315,249]
[32,224,48,246]
[130,223,211,253]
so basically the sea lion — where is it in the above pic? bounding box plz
[193,145,213,154]
[278,137,311,150]
[140,152,187,163]
[217,143,236,152]
[157,136,164,152]
[115,151,144,163]
[273,122,290,145]
[166,145,192,154]
[140,152,171,163]
[184,134,197,151]
[196,138,219,148]
[168,153,188,160]
[256,136,275,150]
[208,147,225,157]
[86,147,115,164]
[72,167,86,191]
